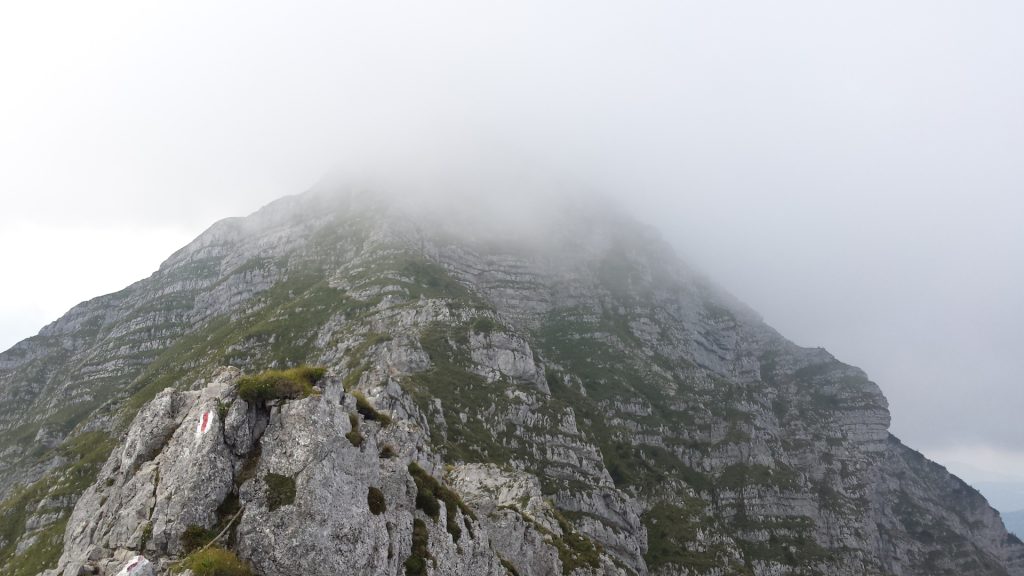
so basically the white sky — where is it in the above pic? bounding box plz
[1,1,1022,511]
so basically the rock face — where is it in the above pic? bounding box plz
[1,189,1022,576]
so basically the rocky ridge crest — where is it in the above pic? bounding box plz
[1,190,1021,576]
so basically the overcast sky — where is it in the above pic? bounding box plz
[1,1,1022,511]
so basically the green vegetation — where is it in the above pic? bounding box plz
[408,462,475,542]
[345,413,364,447]
[182,524,214,554]
[642,501,739,572]
[717,463,799,491]
[180,492,243,555]
[265,473,296,512]
[139,521,153,551]
[499,556,521,576]
[471,316,497,335]
[379,445,397,459]
[0,431,115,576]
[367,486,387,515]
[353,391,392,426]
[343,333,391,391]
[235,366,325,403]
[550,509,602,574]
[176,547,252,576]
[235,447,261,489]
[403,518,431,576]
[406,323,517,464]
[346,333,392,369]
[216,400,230,421]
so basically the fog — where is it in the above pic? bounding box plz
[1,1,1022,509]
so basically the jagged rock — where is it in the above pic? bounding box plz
[2,190,1021,576]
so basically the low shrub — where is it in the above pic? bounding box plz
[177,547,252,576]
[368,486,387,515]
[379,445,397,459]
[236,366,326,403]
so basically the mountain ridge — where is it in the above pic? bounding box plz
[1,188,1021,576]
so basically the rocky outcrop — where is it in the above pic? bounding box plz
[2,189,1021,576]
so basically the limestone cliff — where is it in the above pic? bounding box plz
[1,190,1020,576]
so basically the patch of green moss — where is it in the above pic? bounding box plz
[236,366,325,403]
[265,473,296,512]
[368,486,387,515]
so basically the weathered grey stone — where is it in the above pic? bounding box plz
[3,190,1021,576]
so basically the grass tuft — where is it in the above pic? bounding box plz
[403,518,431,576]
[408,462,475,542]
[176,546,252,576]
[235,366,325,403]
[353,391,392,426]
[345,413,364,447]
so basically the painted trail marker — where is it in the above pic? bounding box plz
[115,555,151,576]
[196,410,214,436]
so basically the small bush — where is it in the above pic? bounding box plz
[368,486,387,515]
[353,391,392,426]
[471,317,497,335]
[345,413,364,447]
[379,445,397,459]
[178,547,252,576]
[236,366,326,403]
[404,518,430,576]
[265,473,296,512]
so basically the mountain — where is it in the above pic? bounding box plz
[1,189,1021,576]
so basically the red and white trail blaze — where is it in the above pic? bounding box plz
[196,410,213,435]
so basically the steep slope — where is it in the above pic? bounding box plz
[1,190,1021,576]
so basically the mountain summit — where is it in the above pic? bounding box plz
[1,189,1021,576]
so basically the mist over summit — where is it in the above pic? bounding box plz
[0,188,1021,576]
